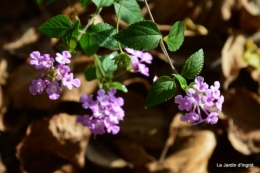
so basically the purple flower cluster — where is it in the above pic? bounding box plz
[125,48,153,76]
[77,88,124,137]
[175,76,224,125]
[29,51,81,100]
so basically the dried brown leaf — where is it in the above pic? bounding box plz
[221,34,248,89]
[16,113,91,172]
[147,114,216,173]
[86,139,133,168]
[222,87,260,155]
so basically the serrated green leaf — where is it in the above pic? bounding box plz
[181,49,204,79]
[92,0,113,8]
[81,0,90,7]
[79,34,99,56]
[145,76,176,108]
[163,21,184,52]
[113,20,161,51]
[111,82,128,92]
[84,66,97,81]
[39,15,71,38]
[62,20,80,49]
[88,23,118,49]
[173,74,188,91]
[114,0,143,24]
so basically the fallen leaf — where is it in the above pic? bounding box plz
[16,113,91,172]
[222,87,260,155]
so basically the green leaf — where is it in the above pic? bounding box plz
[84,66,97,81]
[88,23,118,49]
[39,15,72,38]
[172,74,188,91]
[111,82,128,92]
[92,0,114,8]
[145,76,176,108]
[113,20,162,51]
[163,21,184,52]
[99,52,118,77]
[181,49,204,79]
[114,0,143,24]
[79,34,99,56]
[62,20,80,49]
[81,0,90,7]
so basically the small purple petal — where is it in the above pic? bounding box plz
[46,81,62,100]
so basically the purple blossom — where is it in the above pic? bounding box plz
[210,81,220,99]
[29,51,81,100]
[175,95,192,111]
[30,51,44,69]
[183,112,199,123]
[88,119,106,136]
[55,51,71,64]
[104,118,120,134]
[56,64,70,77]
[62,73,81,90]
[125,48,153,76]
[80,94,97,109]
[205,112,218,124]
[77,88,124,137]
[175,76,224,125]
[29,78,46,95]
[76,115,91,126]
[41,54,54,69]
[140,52,153,64]
[46,81,62,100]
[193,76,208,92]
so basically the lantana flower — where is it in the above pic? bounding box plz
[29,51,81,100]
[174,76,224,125]
[125,48,153,76]
[77,88,124,137]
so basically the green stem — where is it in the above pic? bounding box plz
[94,54,106,78]
[77,8,102,41]
[143,0,178,74]
[116,0,125,53]
[113,70,127,79]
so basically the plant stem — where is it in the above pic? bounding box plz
[113,70,127,78]
[94,54,106,78]
[116,0,125,53]
[143,0,178,74]
[77,8,102,41]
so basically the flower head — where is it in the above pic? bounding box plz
[125,48,153,76]
[29,51,81,100]
[175,76,224,125]
[77,88,124,137]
